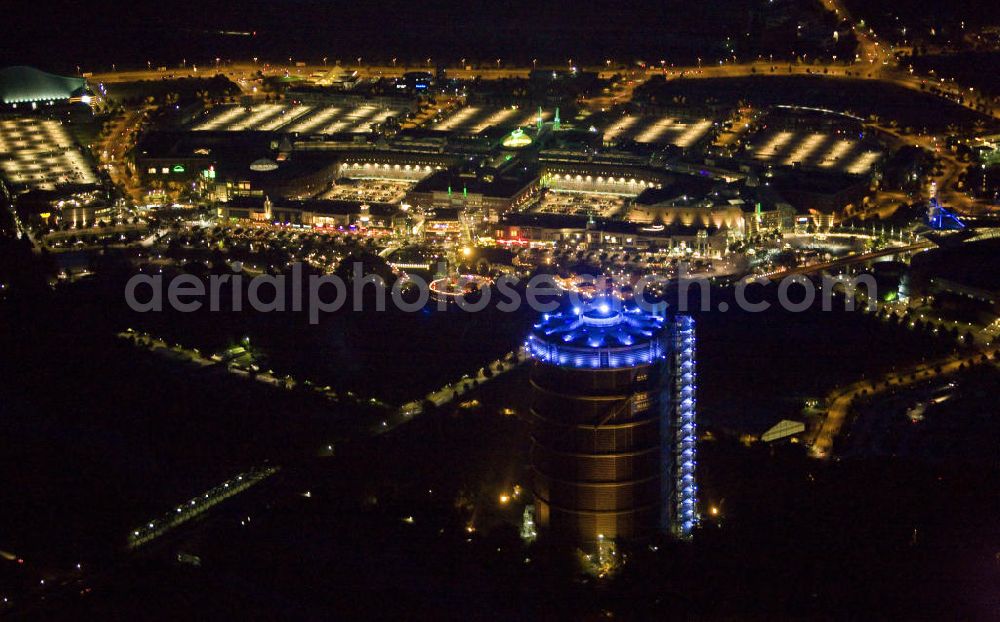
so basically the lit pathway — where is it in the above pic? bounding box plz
[398,347,528,417]
[810,347,996,458]
[128,467,279,549]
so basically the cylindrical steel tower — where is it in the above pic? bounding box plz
[525,302,697,549]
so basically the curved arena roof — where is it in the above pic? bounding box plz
[0,66,87,104]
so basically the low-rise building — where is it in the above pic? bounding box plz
[216,196,398,229]
[495,212,728,256]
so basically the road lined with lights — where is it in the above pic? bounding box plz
[128,467,279,549]
[818,0,894,68]
[758,240,933,282]
[99,106,148,201]
[398,348,527,419]
[86,54,997,122]
[810,347,996,458]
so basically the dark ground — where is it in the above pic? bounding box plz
[4,0,838,71]
[635,75,996,131]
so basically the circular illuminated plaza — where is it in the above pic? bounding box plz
[428,274,493,299]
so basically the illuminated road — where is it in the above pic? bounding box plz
[87,57,996,122]
[398,348,527,418]
[88,63,535,86]
[0,182,38,251]
[128,467,279,549]
[817,0,894,68]
[650,62,995,122]
[810,348,997,458]
[870,124,986,215]
[119,329,524,428]
[99,106,148,202]
[762,240,933,282]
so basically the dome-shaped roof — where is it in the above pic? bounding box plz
[501,128,533,149]
[0,66,87,104]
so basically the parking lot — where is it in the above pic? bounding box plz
[747,129,882,174]
[0,117,98,190]
[431,105,547,133]
[601,114,714,148]
[191,103,406,134]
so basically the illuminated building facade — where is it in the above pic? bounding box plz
[526,303,698,549]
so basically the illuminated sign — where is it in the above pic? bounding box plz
[172,165,185,173]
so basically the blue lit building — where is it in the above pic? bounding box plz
[526,302,698,549]
[926,197,965,231]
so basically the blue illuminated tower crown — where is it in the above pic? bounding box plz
[526,302,666,369]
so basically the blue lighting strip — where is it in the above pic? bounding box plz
[525,334,664,369]
[673,315,698,538]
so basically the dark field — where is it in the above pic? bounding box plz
[636,75,995,131]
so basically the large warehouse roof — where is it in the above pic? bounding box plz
[0,66,87,104]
